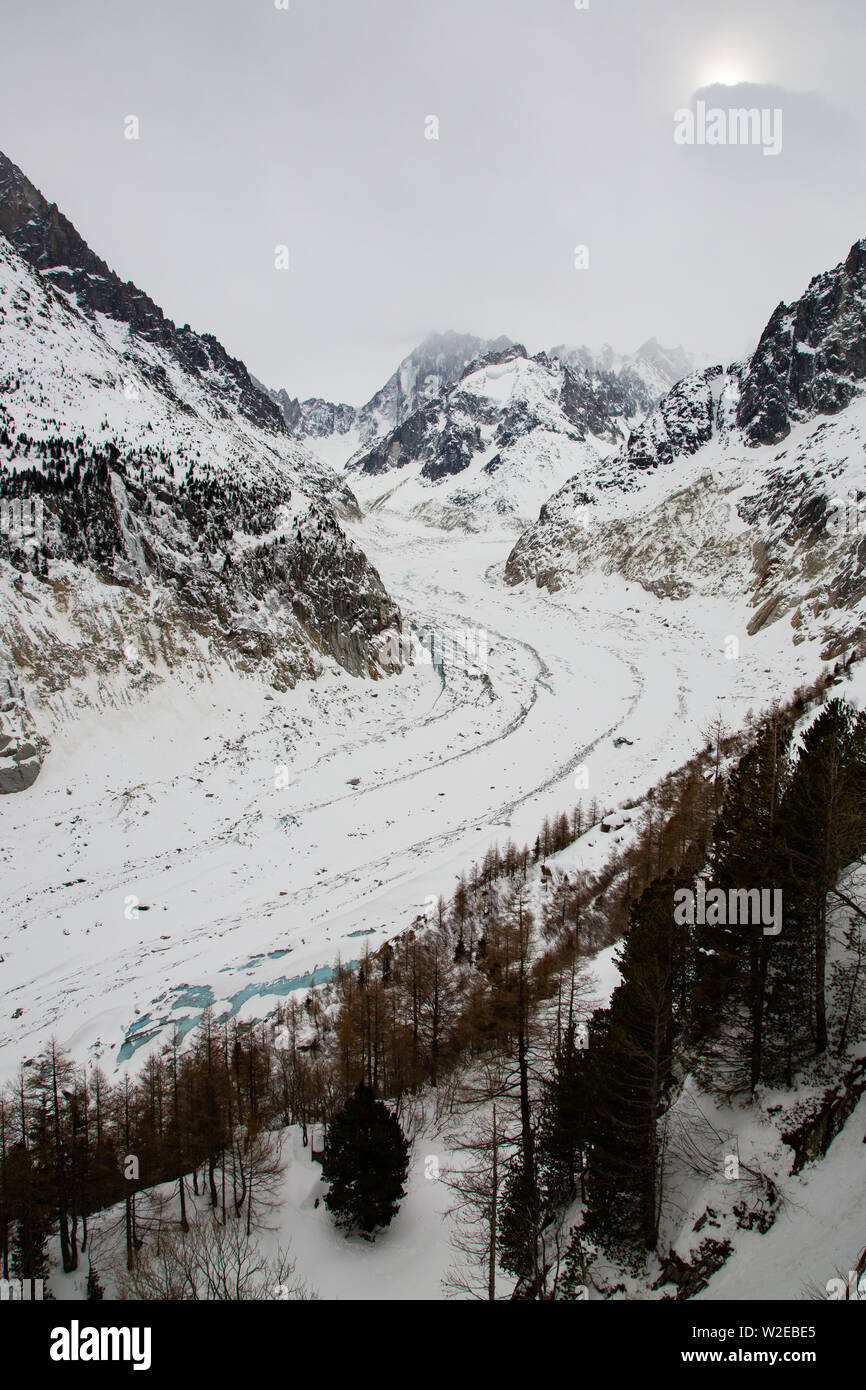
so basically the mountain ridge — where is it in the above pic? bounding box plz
[0,151,404,791]
[0,149,286,435]
[505,235,866,658]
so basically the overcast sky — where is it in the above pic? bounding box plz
[2,0,866,403]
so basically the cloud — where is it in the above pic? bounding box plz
[2,3,866,399]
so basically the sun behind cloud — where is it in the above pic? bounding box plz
[697,55,754,88]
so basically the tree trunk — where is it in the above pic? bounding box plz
[488,1105,498,1302]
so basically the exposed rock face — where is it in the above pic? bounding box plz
[0,668,43,793]
[266,330,515,448]
[357,330,515,442]
[737,241,866,445]
[0,151,284,435]
[337,342,658,531]
[281,505,401,676]
[0,150,405,789]
[0,749,40,793]
[781,1058,866,1174]
[620,365,726,470]
[504,238,866,654]
[517,237,866,516]
[550,337,696,406]
[269,391,357,440]
[350,342,666,480]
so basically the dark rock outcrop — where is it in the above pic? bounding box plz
[781,1058,866,1174]
[349,342,641,486]
[0,149,285,434]
[737,239,866,445]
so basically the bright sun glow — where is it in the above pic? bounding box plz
[698,57,752,88]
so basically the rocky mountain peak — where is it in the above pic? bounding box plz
[736,236,866,445]
[0,154,405,795]
[266,329,515,450]
[549,338,696,404]
[0,148,284,434]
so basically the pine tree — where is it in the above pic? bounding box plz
[779,699,866,1058]
[690,711,793,1091]
[584,878,681,1251]
[537,1021,588,1204]
[498,1142,544,1290]
[556,1223,591,1300]
[321,1084,409,1239]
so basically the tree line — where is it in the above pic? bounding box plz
[533,693,866,1287]
[3,657,865,1296]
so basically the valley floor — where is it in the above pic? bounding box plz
[0,515,822,1087]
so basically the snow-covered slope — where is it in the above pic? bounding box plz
[0,504,823,1086]
[550,337,697,406]
[507,239,866,660]
[265,330,514,460]
[340,343,656,533]
[0,151,404,792]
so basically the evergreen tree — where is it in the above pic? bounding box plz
[584,878,681,1251]
[779,699,866,1058]
[537,1021,588,1203]
[690,711,793,1091]
[7,1138,52,1295]
[321,1084,409,1238]
[556,1223,591,1300]
[498,1142,544,1290]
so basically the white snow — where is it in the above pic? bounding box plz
[0,505,829,1085]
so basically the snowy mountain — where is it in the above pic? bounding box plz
[0,152,285,438]
[263,330,514,465]
[258,329,695,534]
[550,338,697,405]
[0,150,403,791]
[3,168,865,1313]
[506,238,866,659]
[340,341,660,532]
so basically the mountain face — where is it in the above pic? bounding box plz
[505,238,866,658]
[263,333,688,531]
[0,152,285,436]
[735,240,866,445]
[339,342,658,532]
[550,338,696,407]
[265,332,684,470]
[353,330,515,441]
[0,151,403,791]
[263,330,514,456]
[265,390,357,441]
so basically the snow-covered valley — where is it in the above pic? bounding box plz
[1,85,865,1313]
[0,511,824,1087]
[16,507,862,1305]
